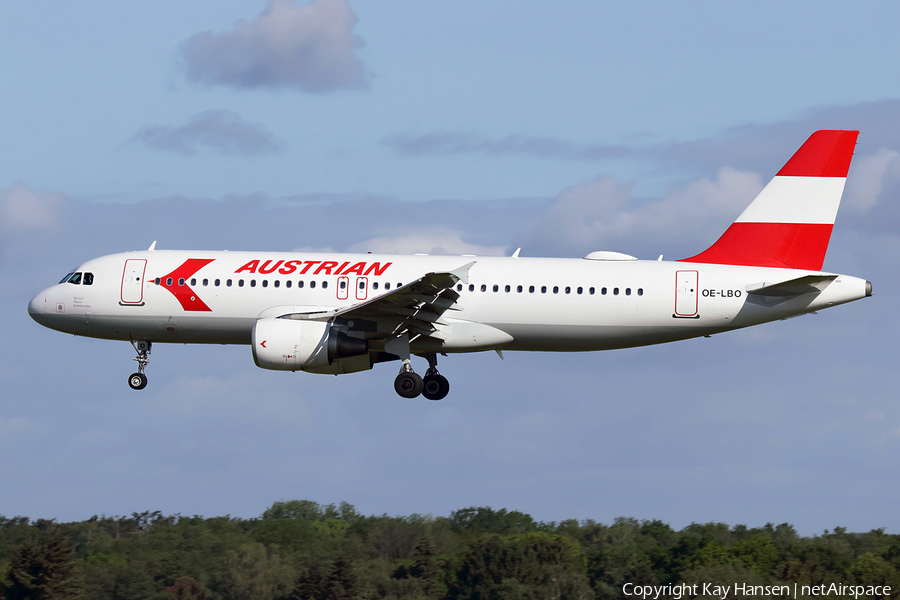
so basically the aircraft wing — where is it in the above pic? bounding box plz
[331,261,476,340]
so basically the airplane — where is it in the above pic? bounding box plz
[28,130,871,400]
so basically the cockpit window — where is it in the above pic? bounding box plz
[67,272,82,285]
[83,272,94,286]
[59,272,75,284]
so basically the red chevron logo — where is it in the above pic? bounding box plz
[157,259,215,311]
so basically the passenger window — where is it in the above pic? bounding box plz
[565,286,571,294]
[215,279,220,286]
[190,278,196,286]
[60,272,75,284]
[638,288,643,296]
[359,281,365,290]
[505,285,511,292]
[262,280,268,288]
[155,278,161,285]
[274,280,280,288]
[251,280,257,288]
[396,283,401,289]
[340,280,347,290]
[577,287,582,294]
[493,284,499,292]
[589,287,595,295]
[83,273,94,286]
[517,285,522,293]
[384,282,390,290]
[481,284,487,292]
[239,280,244,287]
[626,288,631,295]
[553,286,559,294]
[601,287,607,295]
[528,285,534,293]
[166,277,173,286]
[310,281,316,289]
[203,279,208,286]
[178,278,185,286]
[614,287,619,295]
[457,284,462,291]
[322,281,328,289]
[541,286,547,293]
[286,281,291,288]
[298,280,304,288]
[372,282,378,290]
[469,284,475,292]
[227,279,232,287]
[68,272,82,285]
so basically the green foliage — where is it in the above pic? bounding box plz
[448,507,542,536]
[0,505,895,600]
[1,531,82,599]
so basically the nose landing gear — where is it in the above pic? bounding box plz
[128,340,151,390]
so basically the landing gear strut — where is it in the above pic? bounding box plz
[128,340,151,390]
[422,353,450,401]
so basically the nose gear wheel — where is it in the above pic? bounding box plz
[128,340,151,390]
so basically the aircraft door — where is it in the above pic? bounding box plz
[121,259,147,305]
[674,270,699,317]
[337,276,349,300]
[356,277,368,300]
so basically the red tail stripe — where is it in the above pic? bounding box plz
[680,222,834,270]
[776,130,858,178]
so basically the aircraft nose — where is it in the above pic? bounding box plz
[27,292,46,321]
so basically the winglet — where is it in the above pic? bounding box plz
[450,261,476,285]
[511,248,521,258]
[148,241,157,251]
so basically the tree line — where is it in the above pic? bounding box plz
[0,500,897,599]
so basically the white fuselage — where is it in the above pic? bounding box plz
[27,250,870,354]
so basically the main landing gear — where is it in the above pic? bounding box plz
[393,353,450,400]
[128,340,151,390]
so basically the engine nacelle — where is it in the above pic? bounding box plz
[251,318,368,372]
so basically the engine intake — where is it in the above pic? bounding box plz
[251,318,368,371]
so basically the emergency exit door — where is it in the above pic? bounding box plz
[674,270,699,318]
[121,259,147,305]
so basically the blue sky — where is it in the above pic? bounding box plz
[2,1,900,534]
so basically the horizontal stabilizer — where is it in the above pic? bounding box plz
[746,274,837,297]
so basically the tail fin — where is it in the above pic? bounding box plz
[680,130,859,270]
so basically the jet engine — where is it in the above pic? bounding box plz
[251,318,368,372]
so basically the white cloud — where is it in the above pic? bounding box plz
[526,167,763,255]
[180,0,368,93]
[134,110,282,156]
[843,149,900,214]
[346,229,506,256]
[0,182,65,231]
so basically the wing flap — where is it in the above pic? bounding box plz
[329,261,476,343]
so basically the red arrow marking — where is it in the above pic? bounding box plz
[260,340,267,348]
[157,259,215,312]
